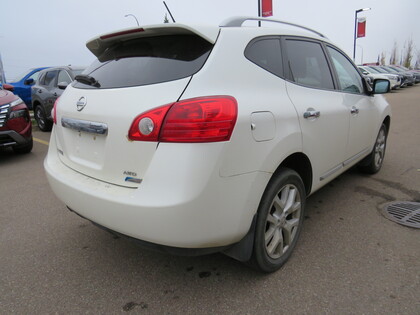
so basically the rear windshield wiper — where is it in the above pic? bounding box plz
[75,74,101,88]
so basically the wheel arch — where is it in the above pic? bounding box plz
[382,115,391,135]
[32,99,41,111]
[276,152,313,196]
[224,151,313,263]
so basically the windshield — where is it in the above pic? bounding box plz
[366,66,381,74]
[371,67,389,74]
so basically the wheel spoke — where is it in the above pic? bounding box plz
[265,226,276,244]
[289,201,301,215]
[284,187,297,215]
[272,195,285,217]
[267,229,283,256]
[280,185,290,207]
[283,218,299,244]
[266,213,278,225]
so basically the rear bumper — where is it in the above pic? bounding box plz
[71,207,232,256]
[45,133,270,249]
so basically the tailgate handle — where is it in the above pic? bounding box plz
[61,117,108,135]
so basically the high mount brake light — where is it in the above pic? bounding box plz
[128,96,238,143]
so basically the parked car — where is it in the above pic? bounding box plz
[390,65,420,83]
[31,66,85,131]
[7,67,49,109]
[358,66,400,90]
[45,17,391,272]
[379,66,415,86]
[367,66,407,87]
[0,84,33,154]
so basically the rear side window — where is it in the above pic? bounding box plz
[285,39,334,90]
[74,35,213,89]
[245,38,283,77]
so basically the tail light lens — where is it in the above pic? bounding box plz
[52,98,59,124]
[128,96,237,143]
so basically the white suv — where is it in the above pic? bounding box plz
[45,17,391,272]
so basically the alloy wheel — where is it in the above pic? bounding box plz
[265,184,301,259]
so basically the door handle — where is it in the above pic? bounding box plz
[303,110,321,119]
[351,106,359,115]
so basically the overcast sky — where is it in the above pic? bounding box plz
[1,0,418,80]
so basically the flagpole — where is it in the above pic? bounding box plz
[258,0,261,26]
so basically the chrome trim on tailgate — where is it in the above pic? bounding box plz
[61,117,108,135]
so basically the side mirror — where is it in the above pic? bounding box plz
[24,78,34,85]
[58,81,69,90]
[363,77,373,93]
[372,79,390,94]
[3,83,14,92]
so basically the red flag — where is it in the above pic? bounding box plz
[357,17,366,38]
[262,0,273,17]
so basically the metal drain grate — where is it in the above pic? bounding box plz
[381,202,420,229]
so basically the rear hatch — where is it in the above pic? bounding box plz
[53,24,218,187]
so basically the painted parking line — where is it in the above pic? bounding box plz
[34,137,49,146]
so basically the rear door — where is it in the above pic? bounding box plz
[36,70,59,110]
[53,33,214,187]
[283,38,349,190]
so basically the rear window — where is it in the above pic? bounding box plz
[73,35,213,89]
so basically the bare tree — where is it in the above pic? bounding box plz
[389,41,398,65]
[402,38,414,68]
[380,52,386,65]
[415,50,420,70]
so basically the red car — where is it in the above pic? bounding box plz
[0,84,33,154]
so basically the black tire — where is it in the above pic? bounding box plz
[34,106,52,132]
[13,137,33,154]
[358,123,388,174]
[250,167,306,273]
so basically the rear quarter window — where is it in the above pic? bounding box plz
[245,38,283,77]
[74,35,213,89]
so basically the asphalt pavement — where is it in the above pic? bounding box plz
[1,86,419,314]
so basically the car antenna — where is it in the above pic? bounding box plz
[163,1,176,23]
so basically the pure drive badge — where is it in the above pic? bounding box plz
[124,171,142,184]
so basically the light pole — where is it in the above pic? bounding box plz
[357,44,364,64]
[353,8,370,61]
[124,14,139,27]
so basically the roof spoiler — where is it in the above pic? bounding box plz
[86,24,220,58]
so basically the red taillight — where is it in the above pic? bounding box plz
[128,104,173,141]
[52,98,59,124]
[128,96,238,143]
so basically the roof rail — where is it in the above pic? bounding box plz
[220,16,327,39]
